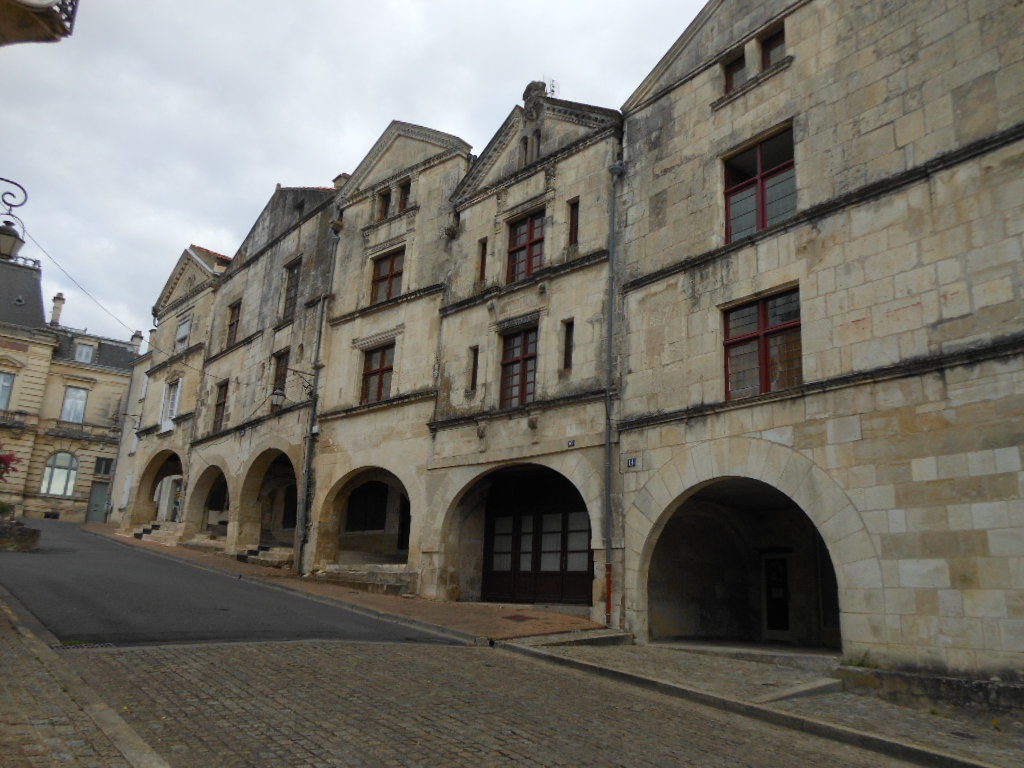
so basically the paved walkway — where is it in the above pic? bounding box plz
[0,522,1018,767]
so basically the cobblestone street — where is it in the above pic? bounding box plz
[65,640,917,768]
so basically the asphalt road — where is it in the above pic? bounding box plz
[0,519,449,646]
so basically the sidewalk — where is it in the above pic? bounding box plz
[48,524,1024,767]
[0,591,167,768]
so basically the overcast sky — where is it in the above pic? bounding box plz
[3,0,703,341]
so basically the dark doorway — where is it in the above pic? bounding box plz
[482,467,592,605]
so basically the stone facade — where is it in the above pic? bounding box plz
[112,0,1023,680]
[0,255,136,524]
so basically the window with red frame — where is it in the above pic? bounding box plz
[370,250,404,304]
[212,381,228,432]
[507,211,545,282]
[724,128,796,243]
[500,328,537,408]
[724,289,801,399]
[362,344,394,404]
[226,301,241,346]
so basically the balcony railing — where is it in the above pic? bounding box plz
[0,410,26,428]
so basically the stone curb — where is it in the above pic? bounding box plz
[0,585,172,768]
[497,642,1004,768]
[80,526,481,647]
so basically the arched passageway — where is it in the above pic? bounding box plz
[236,450,298,552]
[453,465,593,606]
[128,450,183,526]
[321,469,410,566]
[647,477,839,648]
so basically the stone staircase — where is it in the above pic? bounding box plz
[180,531,227,554]
[312,563,418,596]
[227,544,294,569]
[120,521,187,546]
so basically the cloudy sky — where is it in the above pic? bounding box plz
[4,0,703,340]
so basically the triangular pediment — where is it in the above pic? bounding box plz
[622,0,791,114]
[231,186,335,266]
[340,121,472,198]
[453,84,619,204]
[153,246,226,317]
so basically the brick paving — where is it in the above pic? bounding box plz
[539,645,1024,768]
[67,640,917,768]
[0,605,132,768]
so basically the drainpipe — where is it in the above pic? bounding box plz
[295,222,340,571]
[604,159,624,626]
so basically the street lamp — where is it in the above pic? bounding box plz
[0,178,27,260]
[270,388,285,410]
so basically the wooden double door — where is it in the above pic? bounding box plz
[481,472,592,605]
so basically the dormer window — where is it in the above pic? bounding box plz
[74,343,94,363]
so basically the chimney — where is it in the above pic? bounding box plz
[131,330,143,353]
[50,293,65,326]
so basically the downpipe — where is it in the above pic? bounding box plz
[604,159,624,626]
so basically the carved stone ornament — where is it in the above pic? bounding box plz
[522,81,547,121]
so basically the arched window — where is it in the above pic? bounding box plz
[41,452,78,496]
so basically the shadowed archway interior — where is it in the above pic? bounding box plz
[647,477,840,648]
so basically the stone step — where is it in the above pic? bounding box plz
[313,566,417,596]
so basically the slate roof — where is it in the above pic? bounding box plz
[52,329,135,373]
[0,258,48,329]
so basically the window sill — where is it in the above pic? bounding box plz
[274,318,295,332]
[360,205,419,235]
[711,56,793,111]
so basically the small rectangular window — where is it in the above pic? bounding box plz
[362,344,395,404]
[74,344,94,363]
[724,53,747,93]
[60,386,88,423]
[761,29,786,70]
[95,457,113,476]
[160,380,180,430]
[0,371,14,411]
[478,238,488,282]
[226,301,241,346]
[174,318,191,353]
[724,289,801,399]
[568,199,580,247]
[213,381,229,431]
[370,250,404,304]
[281,260,301,322]
[468,345,479,391]
[562,319,575,370]
[272,349,289,411]
[397,181,411,213]
[377,189,391,221]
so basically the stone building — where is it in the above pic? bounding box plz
[0,252,136,523]
[113,0,1023,686]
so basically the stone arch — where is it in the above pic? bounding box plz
[125,449,185,527]
[423,453,602,605]
[314,466,413,567]
[231,446,301,553]
[181,461,233,542]
[624,436,883,646]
